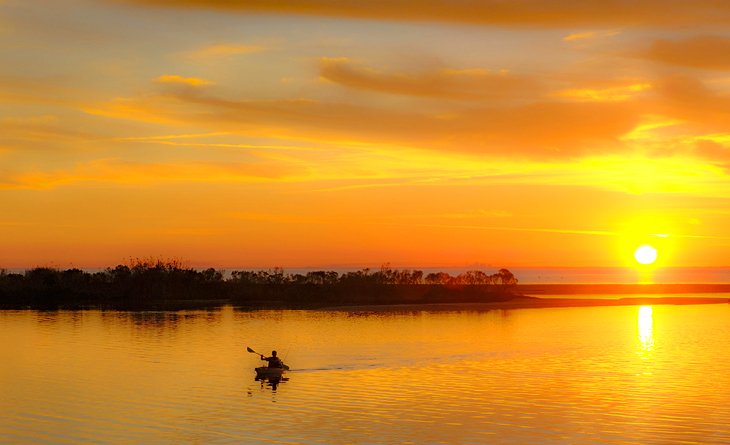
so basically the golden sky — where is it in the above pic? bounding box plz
[2,0,730,269]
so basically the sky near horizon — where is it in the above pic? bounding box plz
[2,0,730,269]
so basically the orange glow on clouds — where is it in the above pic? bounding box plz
[156,75,214,87]
[1,0,730,269]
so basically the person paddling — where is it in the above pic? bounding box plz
[261,350,284,369]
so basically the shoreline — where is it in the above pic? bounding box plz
[516,283,730,295]
[322,295,730,312]
[3,283,729,312]
[2,295,728,312]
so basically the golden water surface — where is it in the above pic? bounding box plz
[1,301,729,444]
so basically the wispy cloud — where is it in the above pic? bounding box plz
[0,76,83,107]
[85,85,641,158]
[118,0,730,27]
[379,220,730,241]
[116,132,231,141]
[185,43,266,59]
[563,31,597,42]
[155,74,214,87]
[651,74,730,129]
[554,83,652,102]
[643,35,730,69]
[0,114,105,149]
[319,58,541,100]
[379,221,617,237]
[0,158,306,190]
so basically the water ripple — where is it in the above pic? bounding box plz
[1,304,730,443]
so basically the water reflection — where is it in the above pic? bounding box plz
[638,305,654,351]
[4,305,730,444]
[256,376,288,391]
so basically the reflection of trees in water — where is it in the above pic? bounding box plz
[1,260,518,310]
[33,309,83,332]
[108,310,226,339]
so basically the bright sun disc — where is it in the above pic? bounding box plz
[634,245,658,265]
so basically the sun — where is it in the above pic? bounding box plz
[634,244,658,265]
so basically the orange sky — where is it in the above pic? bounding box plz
[1,0,730,269]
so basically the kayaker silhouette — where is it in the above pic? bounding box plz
[261,350,284,368]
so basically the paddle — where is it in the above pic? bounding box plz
[247,346,290,370]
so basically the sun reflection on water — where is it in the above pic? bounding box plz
[638,305,654,351]
[3,307,730,443]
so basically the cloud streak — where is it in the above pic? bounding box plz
[644,35,730,69]
[156,74,214,86]
[0,158,306,190]
[79,65,730,168]
[185,43,266,59]
[319,58,541,100]
[118,0,730,27]
[87,88,641,158]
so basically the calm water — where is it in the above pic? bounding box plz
[2,300,730,444]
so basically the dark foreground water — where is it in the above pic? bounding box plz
[2,299,730,444]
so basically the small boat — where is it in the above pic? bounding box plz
[255,366,285,379]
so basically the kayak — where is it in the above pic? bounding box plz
[255,366,285,379]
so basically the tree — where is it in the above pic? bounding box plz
[492,268,518,293]
[459,270,491,285]
[425,272,452,285]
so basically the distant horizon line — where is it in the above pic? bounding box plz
[3,264,730,271]
[4,264,730,285]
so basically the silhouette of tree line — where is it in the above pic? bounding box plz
[0,259,518,310]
